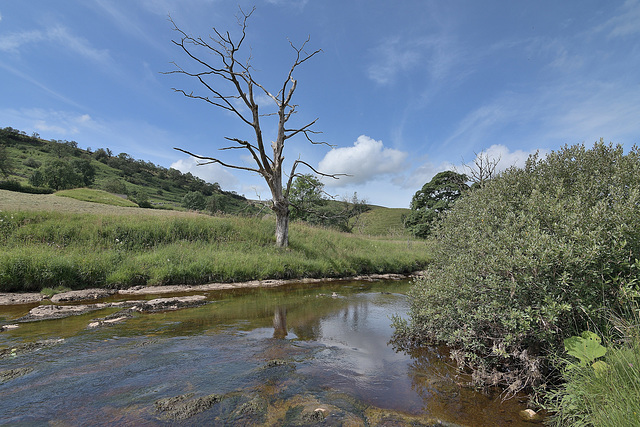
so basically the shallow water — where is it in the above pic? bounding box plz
[0,280,535,426]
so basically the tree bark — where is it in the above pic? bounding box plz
[274,201,289,248]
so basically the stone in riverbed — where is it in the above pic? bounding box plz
[0,292,44,305]
[155,392,222,420]
[0,367,34,384]
[132,295,208,313]
[51,289,116,303]
[17,303,107,322]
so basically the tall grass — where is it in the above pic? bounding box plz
[545,305,640,426]
[0,210,431,291]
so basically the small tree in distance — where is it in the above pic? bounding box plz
[166,7,344,247]
[404,171,469,238]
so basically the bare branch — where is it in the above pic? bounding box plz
[166,8,335,247]
[284,159,349,200]
[174,147,262,175]
[462,150,501,188]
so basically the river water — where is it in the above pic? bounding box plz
[0,280,536,426]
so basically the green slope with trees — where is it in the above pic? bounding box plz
[0,126,260,214]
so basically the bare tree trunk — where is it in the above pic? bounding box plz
[274,200,289,248]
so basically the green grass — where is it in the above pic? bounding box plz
[546,339,640,426]
[55,188,139,207]
[353,205,411,237]
[544,304,640,426]
[0,207,431,292]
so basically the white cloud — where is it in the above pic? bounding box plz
[0,108,97,137]
[402,145,545,191]
[318,135,408,186]
[0,25,111,66]
[459,145,548,176]
[367,33,461,86]
[597,0,640,38]
[0,30,45,52]
[400,158,456,189]
[367,37,421,85]
[264,0,309,9]
[171,156,239,188]
[0,63,85,109]
[47,26,112,65]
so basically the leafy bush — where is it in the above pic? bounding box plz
[23,157,41,169]
[182,191,207,211]
[29,158,90,190]
[102,178,128,195]
[0,179,54,194]
[393,141,640,391]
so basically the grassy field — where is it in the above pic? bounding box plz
[55,188,140,208]
[354,205,411,237]
[0,190,431,292]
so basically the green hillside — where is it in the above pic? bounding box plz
[1,126,411,235]
[0,126,260,214]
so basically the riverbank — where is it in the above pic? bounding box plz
[0,206,431,293]
[0,272,419,307]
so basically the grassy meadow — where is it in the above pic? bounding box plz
[0,189,429,292]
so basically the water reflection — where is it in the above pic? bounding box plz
[0,281,533,425]
[272,306,287,339]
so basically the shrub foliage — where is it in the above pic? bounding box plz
[393,140,640,391]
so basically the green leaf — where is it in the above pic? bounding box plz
[591,360,610,378]
[564,331,607,366]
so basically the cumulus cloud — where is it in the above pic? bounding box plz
[318,135,407,186]
[468,144,546,173]
[171,156,239,189]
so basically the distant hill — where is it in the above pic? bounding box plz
[0,126,260,215]
[1,126,411,236]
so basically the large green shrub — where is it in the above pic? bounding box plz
[393,141,640,391]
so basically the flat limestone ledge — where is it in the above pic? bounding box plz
[119,272,420,296]
[0,272,424,306]
[0,293,44,305]
[13,296,209,323]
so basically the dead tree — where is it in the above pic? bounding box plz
[166,7,342,247]
[462,150,501,188]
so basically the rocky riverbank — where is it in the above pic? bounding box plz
[0,272,417,306]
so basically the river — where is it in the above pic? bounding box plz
[0,280,536,426]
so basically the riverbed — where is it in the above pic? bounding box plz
[0,280,536,426]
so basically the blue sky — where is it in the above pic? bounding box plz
[1,1,639,207]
